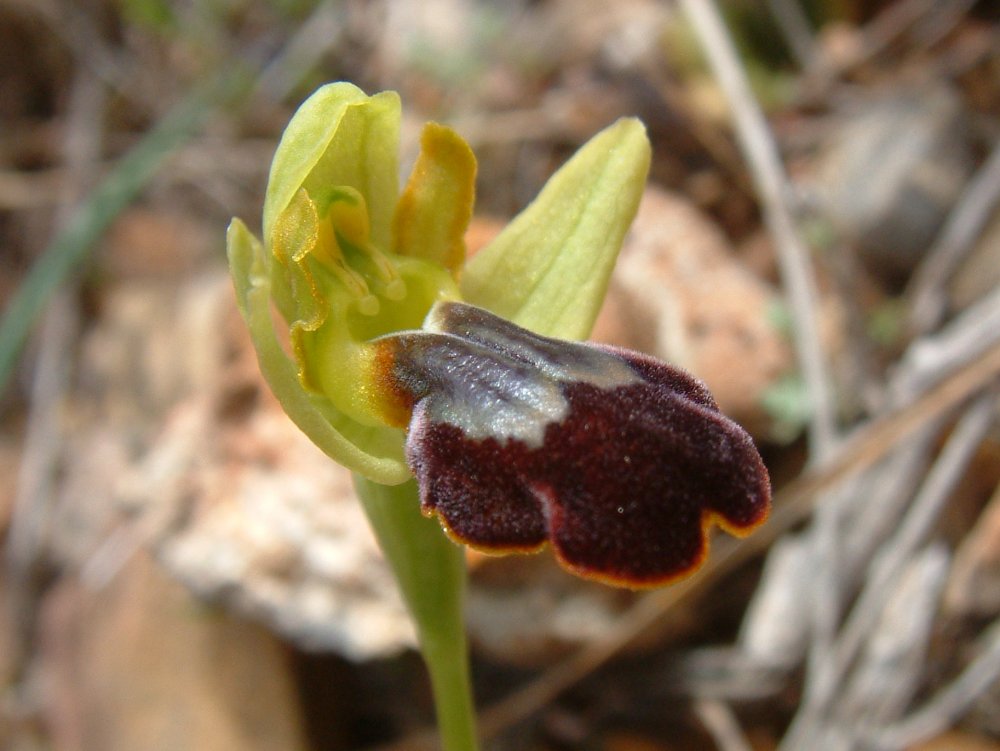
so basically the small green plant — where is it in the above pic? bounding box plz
[228,83,770,750]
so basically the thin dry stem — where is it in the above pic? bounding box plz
[677,6,846,740]
[694,698,754,751]
[6,71,106,628]
[765,0,819,70]
[839,0,937,71]
[907,141,1000,336]
[680,0,837,462]
[870,618,1000,749]
[254,0,345,102]
[783,391,998,748]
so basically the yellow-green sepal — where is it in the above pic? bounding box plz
[460,117,651,341]
[263,83,402,250]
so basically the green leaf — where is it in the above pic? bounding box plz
[460,117,650,341]
[263,83,401,249]
[227,218,410,485]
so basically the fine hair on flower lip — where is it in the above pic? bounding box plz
[228,82,768,589]
[373,301,771,588]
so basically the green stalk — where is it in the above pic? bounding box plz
[353,475,479,751]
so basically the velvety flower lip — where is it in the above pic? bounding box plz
[228,82,765,592]
[372,301,772,588]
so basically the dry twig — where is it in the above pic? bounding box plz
[677,3,852,736]
[6,71,106,594]
[907,141,1000,336]
[871,618,1000,749]
[680,0,837,462]
[765,0,819,70]
[694,698,754,751]
[797,392,998,740]
[827,0,937,73]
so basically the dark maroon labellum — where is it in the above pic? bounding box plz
[376,302,771,588]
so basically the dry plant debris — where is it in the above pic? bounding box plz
[2,1,1000,750]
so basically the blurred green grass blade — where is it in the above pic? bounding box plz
[0,67,251,395]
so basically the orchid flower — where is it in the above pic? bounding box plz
[227,82,770,749]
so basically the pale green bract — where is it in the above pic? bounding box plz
[461,118,651,341]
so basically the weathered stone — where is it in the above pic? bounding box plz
[812,85,973,281]
[593,187,794,438]
[37,551,308,751]
[45,273,415,659]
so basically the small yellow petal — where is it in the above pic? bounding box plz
[393,122,477,277]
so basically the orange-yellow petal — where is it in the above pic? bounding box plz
[393,122,476,277]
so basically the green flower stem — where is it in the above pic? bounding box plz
[421,627,479,751]
[353,475,479,751]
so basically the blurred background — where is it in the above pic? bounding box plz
[1,0,1000,749]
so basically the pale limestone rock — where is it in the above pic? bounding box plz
[594,187,793,438]
[38,552,308,751]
